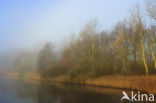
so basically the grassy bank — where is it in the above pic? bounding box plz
[26,72,156,94]
[0,72,19,78]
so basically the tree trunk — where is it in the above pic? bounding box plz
[149,39,156,69]
[140,32,149,75]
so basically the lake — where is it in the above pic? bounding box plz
[0,77,130,103]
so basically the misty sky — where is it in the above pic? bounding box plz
[0,0,145,52]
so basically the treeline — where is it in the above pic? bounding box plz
[37,1,156,79]
[11,1,156,79]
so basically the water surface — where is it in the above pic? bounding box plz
[0,77,127,103]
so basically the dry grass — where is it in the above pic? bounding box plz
[25,73,156,94]
[0,72,19,78]
[26,72,41,80]
[86,75,156,94]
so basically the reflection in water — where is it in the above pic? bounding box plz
[0,77,129,103]
[37,82,121,103]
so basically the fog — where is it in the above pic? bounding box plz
[0,0,145,72]
[0,0,144,50]
[0,43,44,71]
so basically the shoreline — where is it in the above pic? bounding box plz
[26,72,156,94]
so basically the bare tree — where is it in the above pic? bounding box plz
[146,0,156,21]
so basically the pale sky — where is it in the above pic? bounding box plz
[0,0,145,52]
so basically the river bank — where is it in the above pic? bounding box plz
[0,72,19,78]
[25,72,156,94]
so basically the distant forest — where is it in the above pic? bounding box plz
[11,1,156,79]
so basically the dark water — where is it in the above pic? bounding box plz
[0,77,128,103]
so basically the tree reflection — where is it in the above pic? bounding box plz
[37,81,121,103]
[13,78,125,103]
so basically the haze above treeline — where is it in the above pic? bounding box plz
[0,0,145,52]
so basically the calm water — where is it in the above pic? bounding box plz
[0,77,128,103]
